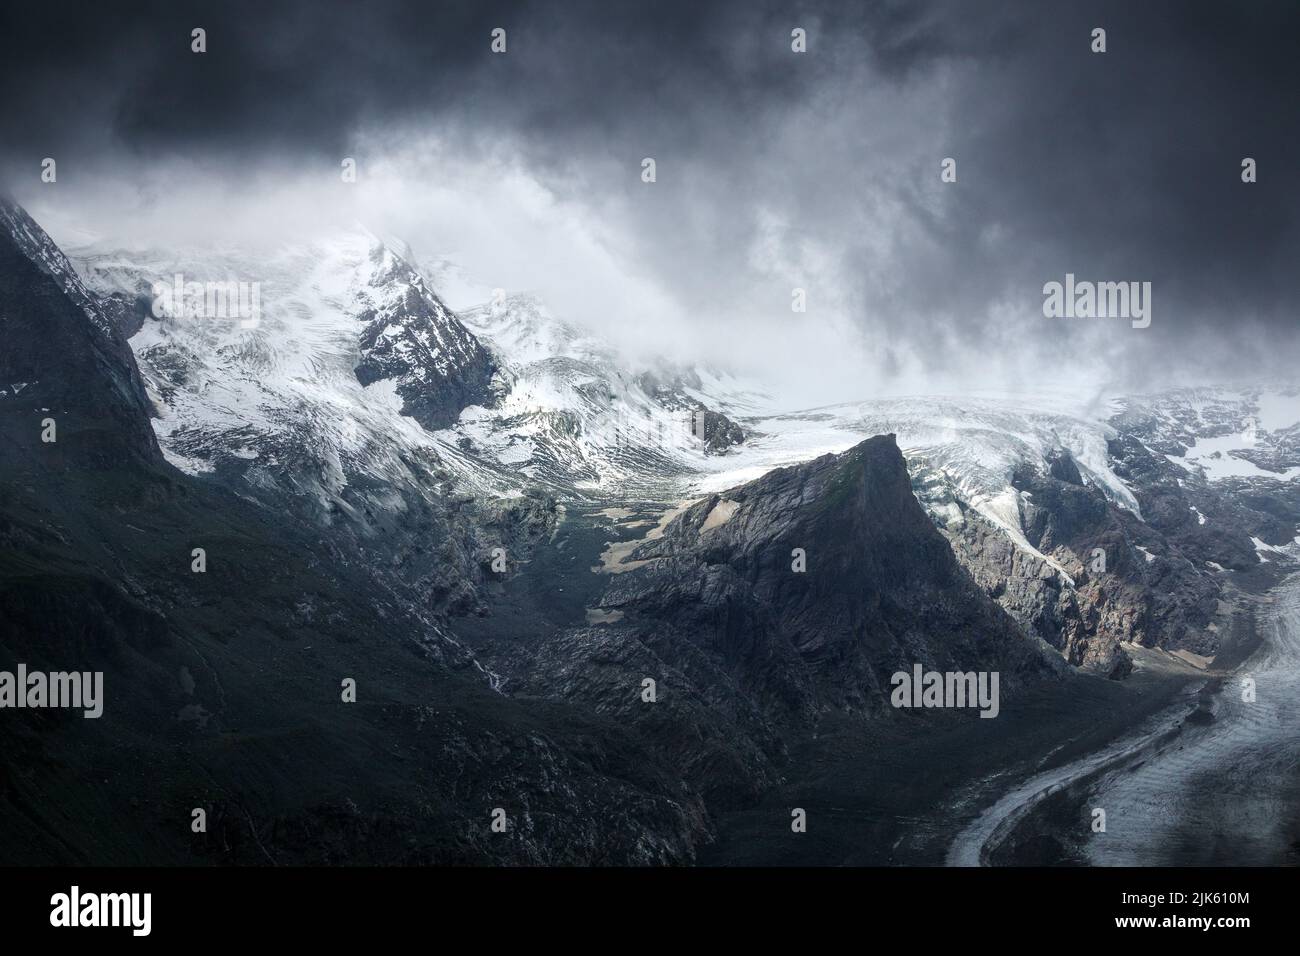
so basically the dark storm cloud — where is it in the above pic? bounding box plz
[2,0,829,158]
[891,0,1300,384]
[2,0,1297,395]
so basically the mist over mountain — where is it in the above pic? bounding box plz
[4,0,1298,404]
[2,0,1299,888]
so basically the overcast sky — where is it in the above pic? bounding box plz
[2,0,1297,406]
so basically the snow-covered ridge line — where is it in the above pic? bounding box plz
[66,228,759,508]
[63,221,1300,598]
[690,394,1145,579]
[1,200,114,337]
[71,230,487,502]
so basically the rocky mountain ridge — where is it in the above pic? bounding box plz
[6,196,1299,866]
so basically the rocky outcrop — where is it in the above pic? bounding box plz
[937,449,1221,677]
[944,509,1138,677]
[353,243,497,431]
[636,369,747,455]
[502,436,1055,807]
[1108,432,1296,565]
[612,436,1048,712]
[688,408,747,455]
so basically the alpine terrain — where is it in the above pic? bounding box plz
[3,197,1299,865]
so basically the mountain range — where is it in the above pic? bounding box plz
[3,197,1298,864]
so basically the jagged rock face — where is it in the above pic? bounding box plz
[72,232,496,498]
[67,233,519,617]
[1046,449,1084,485]
[944,509,1135,677]
[690,408,747,455]
[944,516,1070,644]
[1107,388,1300,549]
[483,435,1054,810]
[942,449,1221,677]
[895,388,1300,679]
[352,244,497,431]
[637,370,747,456]
[0,200,161,473]
[599,436,1049,725]
[1108,433,1295,564]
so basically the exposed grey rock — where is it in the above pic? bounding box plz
[636,369,747,455]
[599,435,1052,723]
[352,243,497,431]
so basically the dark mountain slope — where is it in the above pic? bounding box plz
[490,436,1058,808]
[0,200,160,472]
[0,200,708,864]
[607,435,1052,716]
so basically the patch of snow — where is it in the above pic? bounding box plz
[1171,435,1300,482]
[161,446,215,475]
[1252,537,1293,563]
[1256,390,1300,433]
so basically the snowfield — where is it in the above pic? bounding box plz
[68,230,1300,589]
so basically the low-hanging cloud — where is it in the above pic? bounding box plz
[3,0,1297,407]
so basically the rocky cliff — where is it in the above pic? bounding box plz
[494,435,1056,807]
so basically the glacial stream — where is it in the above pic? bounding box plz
[947,575,1300,866]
